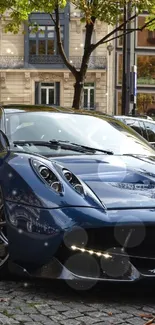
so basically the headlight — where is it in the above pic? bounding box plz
[62,168,85,195]
[31,159,85,197]
[30,159,63,194]
[63,169,72,182]
[39,166,50,179]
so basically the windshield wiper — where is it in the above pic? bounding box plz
[13,140,113,155]
[69,142,113,155]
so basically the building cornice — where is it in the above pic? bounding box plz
[0,69,106,73]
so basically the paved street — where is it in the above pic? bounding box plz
[0,279,154,325]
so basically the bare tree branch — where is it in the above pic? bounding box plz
[101,17,155,45]
[49,13,56,25]
[139,17,155,31]
[101,29,133,44]
[91,12,138,51]
[91,14,155,52]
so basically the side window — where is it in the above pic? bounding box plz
[124,119,143,136]
[138,121,148,140]
[144,122,155,142]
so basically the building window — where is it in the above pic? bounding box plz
[29,25,64,56]
[137,93,155,114]
[116,91,122,114]
[148,31,155,44]
[137,16,155,48]
[116,17,123,48]
[117,53,123,85]
[40,83,55,105]
[35,82,60,105]
[83,83,95,109]
[116,91,155,115]
[137,55,155,85]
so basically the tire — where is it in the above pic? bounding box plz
[0,195,9,278]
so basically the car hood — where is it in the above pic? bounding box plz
[51,154,155,209]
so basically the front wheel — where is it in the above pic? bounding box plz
[0,198,9,277]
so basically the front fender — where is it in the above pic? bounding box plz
[5,202,108,267]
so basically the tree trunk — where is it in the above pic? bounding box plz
[72,79,84,109]
[72,18,96,110]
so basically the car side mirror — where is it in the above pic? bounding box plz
[0,130,10,150]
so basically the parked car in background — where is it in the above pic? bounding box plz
[114,115,155,146]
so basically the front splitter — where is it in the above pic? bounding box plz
[8,256,155,283]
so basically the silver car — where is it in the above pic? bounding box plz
[114,115,155,146]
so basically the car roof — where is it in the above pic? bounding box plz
[115,115,155,123]
[1,104,113,118]
[1,104,73,114]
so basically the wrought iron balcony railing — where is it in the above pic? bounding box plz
[0,56,24,69]
[29,55,106,69]
[0,55,107,70]
[69,56,107,69]
[29,55,63,65]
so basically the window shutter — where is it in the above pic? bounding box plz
[35,82,40,104]
[55,82,60,106]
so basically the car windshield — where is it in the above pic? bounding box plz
[5,111,155,156]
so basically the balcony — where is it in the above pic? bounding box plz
[29,55,106,69]
[69,56,106,69]
[0,56,24,69]
[0,55,107,70]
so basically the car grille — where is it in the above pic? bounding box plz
[85,226,155,259]
[57,225,155,261]
[56,225,155,279]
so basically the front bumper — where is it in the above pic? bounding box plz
[5,202,155,282]
[8,254,155,283]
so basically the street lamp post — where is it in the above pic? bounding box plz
[126,1,132,115]
[131,64,137,115]
[121,1,132,115]
[107,43,114,114]
[121,4,127,115]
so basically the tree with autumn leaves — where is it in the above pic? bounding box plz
[0,0,155,109]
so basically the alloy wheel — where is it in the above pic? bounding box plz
[0,202,9,267]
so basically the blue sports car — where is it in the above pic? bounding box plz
[1,104,155,286]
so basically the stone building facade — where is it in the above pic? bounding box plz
[0,6,115,113]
